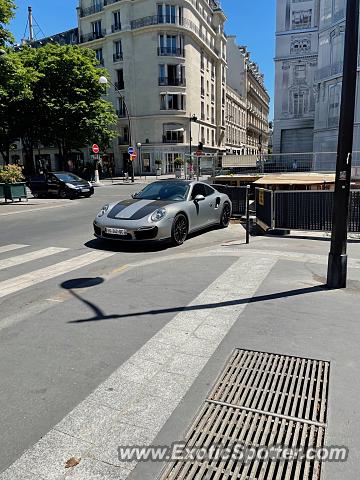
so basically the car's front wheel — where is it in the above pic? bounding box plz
[171,213,188,246]
[220,203,231,228]
[58,189,68,199]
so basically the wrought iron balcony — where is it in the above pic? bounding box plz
[157,46,184,57]
[80,30,106,43]
[80,2,104,17]
[159,77,186,86]
[113,52,123,62]
[111,24,122,33]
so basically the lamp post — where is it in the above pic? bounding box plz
[327,0,360,289]
[136,142,142,180]
[189,114,198,180]
[99,76,134,182]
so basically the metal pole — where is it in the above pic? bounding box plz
[246,184,250,244]
[327,0,359,289]
[188,115,192,181]
[28,7,34,42]
[197,155,200,181]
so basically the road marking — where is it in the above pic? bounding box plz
[0,244,29,254]
[0,247,69,271]
[0,254,277,479]
[0,250,116,299]
[0,204,78,217]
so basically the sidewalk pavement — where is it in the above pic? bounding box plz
[2,233,360,479]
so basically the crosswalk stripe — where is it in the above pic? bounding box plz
[0,244,29,254]
[0,247,69,271]
[0,250,116,299]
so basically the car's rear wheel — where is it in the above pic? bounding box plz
[171,214,188,246]
[59,190,68,199]
[220,203,231,228]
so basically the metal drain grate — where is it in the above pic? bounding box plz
[160,349,330,480]
[208,349,329,424]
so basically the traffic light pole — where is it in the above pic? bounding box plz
[327,0,360,288]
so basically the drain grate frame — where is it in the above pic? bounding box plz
[160,349,330,480]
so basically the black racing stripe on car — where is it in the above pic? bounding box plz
[107,199,139,219]
[121,200,176,220]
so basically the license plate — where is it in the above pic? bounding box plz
[82,188,90,192]
[105,227,128,236]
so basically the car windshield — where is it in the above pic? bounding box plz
[136,182,189,201]
[54,172,83,182]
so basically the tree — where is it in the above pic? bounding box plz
[0,0,16,46]
[0,51,36,165]
[18,44,118,169]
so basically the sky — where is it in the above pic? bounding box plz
[10,0,276,117]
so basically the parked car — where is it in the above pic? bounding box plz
[93,180,232,246]
[27,172,94,199]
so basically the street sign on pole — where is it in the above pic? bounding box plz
[92,144,99,154]
[128,147,134,155]
[130,153,137,161]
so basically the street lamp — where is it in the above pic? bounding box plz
[136,142,142,179]
[189,114,198,180]
[99,75,134,182]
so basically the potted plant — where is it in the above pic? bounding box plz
[174,157,184,178]
[155,159,162,177]
[0,165,27,202]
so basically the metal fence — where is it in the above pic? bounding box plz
[212,184,247,216]
[212,152,360,176]
[255,188,360,233]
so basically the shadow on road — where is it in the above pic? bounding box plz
[66,283,327,324]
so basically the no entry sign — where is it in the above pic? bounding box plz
[92,144,100,154]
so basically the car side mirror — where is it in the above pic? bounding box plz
[194,194,205,202]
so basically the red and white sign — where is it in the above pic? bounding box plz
[130,152,137,161]
[92,144,100,154]
[196,150,203,157]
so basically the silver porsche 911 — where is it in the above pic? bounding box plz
[93,180,232,246]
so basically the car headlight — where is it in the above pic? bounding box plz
[97,204,110,217]
[66,183,77,189]
[150,208,167,222]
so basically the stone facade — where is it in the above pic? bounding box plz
[227,37,270,155]
[78,0,227,175]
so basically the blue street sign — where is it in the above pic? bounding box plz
[128,147,134,155]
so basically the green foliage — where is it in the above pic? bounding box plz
[0,43,117,169]
[174,157,184,167]
[0,164,24,183]
[0,0,16,46]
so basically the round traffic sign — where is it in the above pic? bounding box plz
[92,144,99,154]
[196,150,203,157]
[128,147,134,155]
[130,152,137,161]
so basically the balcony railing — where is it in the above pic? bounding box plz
[80,2,104,18]
[315,61,343,81]
[131,15,219,56]
[80,30,106,43]
[113,52,123,62]
[111,24,122,33]
[157,46,185,57]
[159,77,186,86]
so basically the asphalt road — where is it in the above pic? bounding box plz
[0,184,243,473]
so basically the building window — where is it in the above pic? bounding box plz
[94,48,103,65]
[113,40,123,61]
[158,34,184,56]
[112,11,121,32]
[160,93,185,110]
[163,124,184,143]
[201,102,205,120]
[157,4,183,24]
[91,20,102,39]
[116,69,124,90]
[159,64,185,86]
[328,82,341,126]
[294,64,306,80]
[292,10,312,29]
[117,97,126,117]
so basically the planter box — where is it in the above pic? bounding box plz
[0,183,4,201]
[174,168,183,179]
[156,168,162,176]
[4,183,28,202]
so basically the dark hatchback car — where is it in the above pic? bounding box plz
[27,172,94,199]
